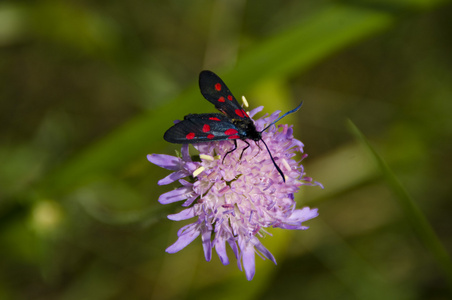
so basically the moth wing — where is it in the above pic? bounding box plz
[163,113,241,144]
[199,70,250,121]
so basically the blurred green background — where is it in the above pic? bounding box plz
[1,0,452,299]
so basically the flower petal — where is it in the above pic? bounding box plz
[158,186,191,204]
[214,237,229,265]
[182,195,198,207]
[201,228,212,262]
[254,240,277,265]
[158,170,187,185]
[147,154,180,170]
[227,239,242,271]
[241,242,256,281]
[165,223,200,253]
[181,144,190,161]
[290,207,319,223]
[248,106,264,118]
[277,207,319,229]
[168,207,195,221]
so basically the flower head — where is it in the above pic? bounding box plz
[148,106,322,280]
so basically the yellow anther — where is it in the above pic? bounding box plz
[241,95,249,108]
[199,154,214,161]
[193,166,205,177]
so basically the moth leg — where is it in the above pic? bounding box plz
[223,140,238,163]
[254,140,262,151]
[250,141,261,160]
[240,140,251,160]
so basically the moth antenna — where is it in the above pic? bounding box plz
[260,102,303,133]
[260,138,286,182]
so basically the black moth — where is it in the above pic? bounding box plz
[164,70,302,182]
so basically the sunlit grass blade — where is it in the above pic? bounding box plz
[347,119,452,289]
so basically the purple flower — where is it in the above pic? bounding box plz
[148,106,322,280]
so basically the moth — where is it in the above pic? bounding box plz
[164,70,302,182]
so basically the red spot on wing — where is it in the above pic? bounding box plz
[225,128,238,136]
[215,83,222,91]
[235,109,245,118]
[218,96,225,102]
[228,135,240,139]
[207,134,214,139]
[242,110,249,118]
[186,132,195,140]
[209,117,221,121]
[202,124,210,132]
[227,95,233,101]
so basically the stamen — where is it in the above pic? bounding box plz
[241,95,249,108]
[193,166,205,177]
[200,154,214,161]
[282,158,291,171]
